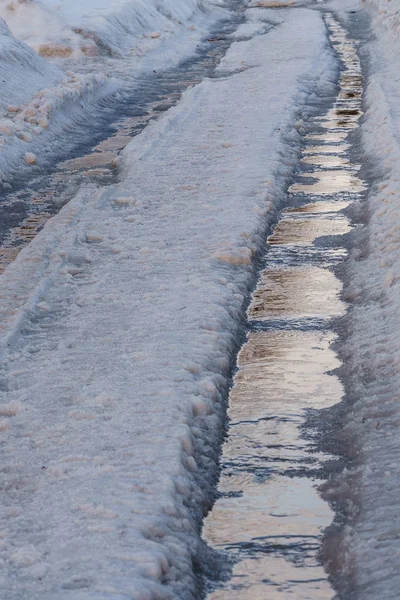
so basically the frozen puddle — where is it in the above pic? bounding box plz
[203,13,365,598]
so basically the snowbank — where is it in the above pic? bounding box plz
[0,18,61,109]
[364,0,400,38]
[0,0,225,58]
[0,17,115,185]
[0,18,83,183]
[323,1,400,597]
[0,8,335,599]
[0,62,112,185]
[0,0,229,184]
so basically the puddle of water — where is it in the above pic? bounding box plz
[315,111,360,130]
[204,330,341,599]
[303,144,350,154]
[59,151,118,171]
[306,132,349,142]
[301,154,351,167]
[203,12,365,599]
[94,136,132,151]
[289,170,366,195]
[268,216,352,246]
[338,90,362,100]
[0,248,20,274]
[285,201,350,213]
[249,267,346,320]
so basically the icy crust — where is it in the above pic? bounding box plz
[0,10,335,599]
[0,0,225,58]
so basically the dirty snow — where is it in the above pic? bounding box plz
[0,8,335,598]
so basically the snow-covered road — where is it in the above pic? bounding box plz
[1,0,400,598]
[0,4,337,598]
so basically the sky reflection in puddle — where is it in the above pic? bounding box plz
[285,200,350,213]
[301,154,352,167]
[303,143,350,154]
[306,131,349,142]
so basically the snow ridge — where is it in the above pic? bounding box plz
[323,2,400,596]
[0,17,116,184]
[0,0,223,57]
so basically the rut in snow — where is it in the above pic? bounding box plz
[201,13,365,599]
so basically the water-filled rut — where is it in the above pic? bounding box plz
[202,13,365,598]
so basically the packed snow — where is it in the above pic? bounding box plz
[0,7,337,598]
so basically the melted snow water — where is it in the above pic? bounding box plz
[0,0,247,273]
[202,14,365,598]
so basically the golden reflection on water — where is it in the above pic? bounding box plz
[15,213,49,241]
[301,154,352,168]
[60,151,117,171]
[306,131,348,142]
[268,216,351,245]
[204,330,341,599]
[0,127,137,275]
[0,212,51,274]
[339,90,362,100]
[316,109,360,130]
[208,556,335,600]
[249,267,346,319]
[206,475,332,543]
[340,74,363,87]
[231,330,342,418]
[95,135,132,152]
[289,170,366,195]
[303,144,349,154]
[285,200,350,213]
